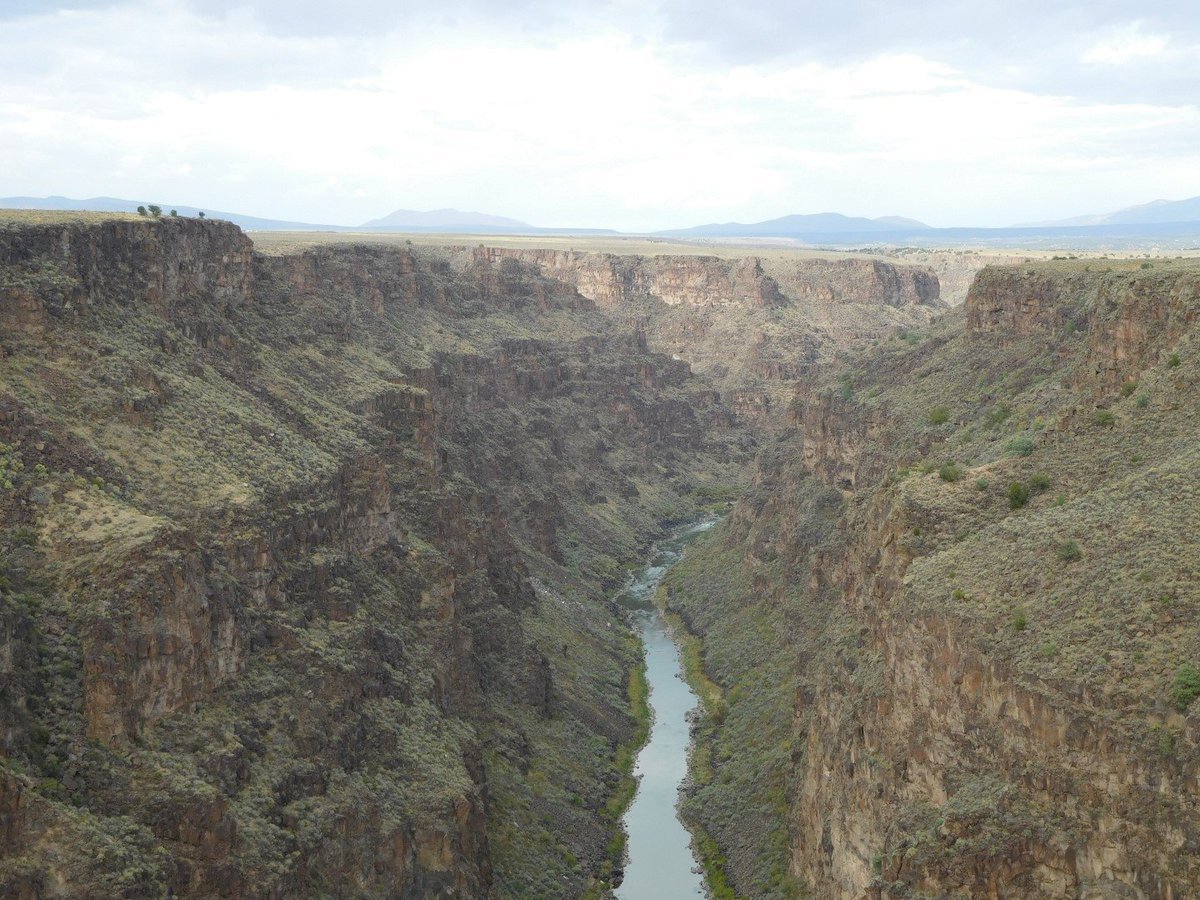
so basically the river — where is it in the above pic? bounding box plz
[615,519,715,900]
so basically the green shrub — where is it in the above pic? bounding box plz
[975,477,989,491]
[1006,435,1035,457]
[1167,352,1181,368]
[1094,409,1115,427]
[1029,472,1051,492]
[1171,664,1200,711]
[1012,610,1028,631]
[928,405,951,425]
[1136,394,1150,409]
[1008,482,1030,509]
[1121,380,1138,397]
[1158,727,1177,756]
[939,462,962,482]
[1055,540,1082,562]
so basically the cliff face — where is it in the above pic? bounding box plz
[469,247,787,309]
[0,216,752,897]
[461,247,944,436]
[767,257,940,309]
[668,259,1200,898]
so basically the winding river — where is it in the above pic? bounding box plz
[615,519,715,899]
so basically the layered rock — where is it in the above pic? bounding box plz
[469,247,787,308]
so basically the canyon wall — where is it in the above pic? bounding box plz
[0,216,752,897]
[461,247,945,436]
[668,258,1200,898]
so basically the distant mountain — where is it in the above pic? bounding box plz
[360,208,531,230]
[873,216,931,230]
[1031,196,1200,227]
[656,212,931,238]
[0,196,335,231]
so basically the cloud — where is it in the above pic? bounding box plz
[1082,24,1169,65]
[0,0,1198,229]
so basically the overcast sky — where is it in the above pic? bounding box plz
[2,1,1197,230]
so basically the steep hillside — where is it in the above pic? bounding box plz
[667,259,1200,897]
[0,215,751,898]
[450,247,944,431]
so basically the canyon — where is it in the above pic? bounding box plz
[1,213,1197,899]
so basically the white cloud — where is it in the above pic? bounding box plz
[0,1,1197,229]
[1083,24,1169,65]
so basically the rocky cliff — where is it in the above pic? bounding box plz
[667,258,1200,898]
[0,215,752,897]
[461,247,945,434]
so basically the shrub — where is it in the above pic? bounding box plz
[1012,610,1028,631]
[1029,472,1051,492]
[1172,664,1200,711]
[136,205,148,217]
[1121,380,1138,397]
[975,477,989,491]
[1167,352,1181,368]
[939,462,962,482]
[928,405,951,425]
[1136,394,1150,409]
[1006,435,1035,457]
[1055,540,1082,562]
[1094,409,1115,427]
[986,403,1012,426]
[1008,482,1030,509]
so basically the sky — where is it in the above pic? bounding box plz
[1,0,1198,231]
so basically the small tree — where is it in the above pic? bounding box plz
[137,205,148,217]
[169,209,178,217]
[198,211,206,219]
[147,204,162,218]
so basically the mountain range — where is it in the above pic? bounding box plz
[1030,195,1200,227]
[655,212,931,238]
[3,195,1200,246]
